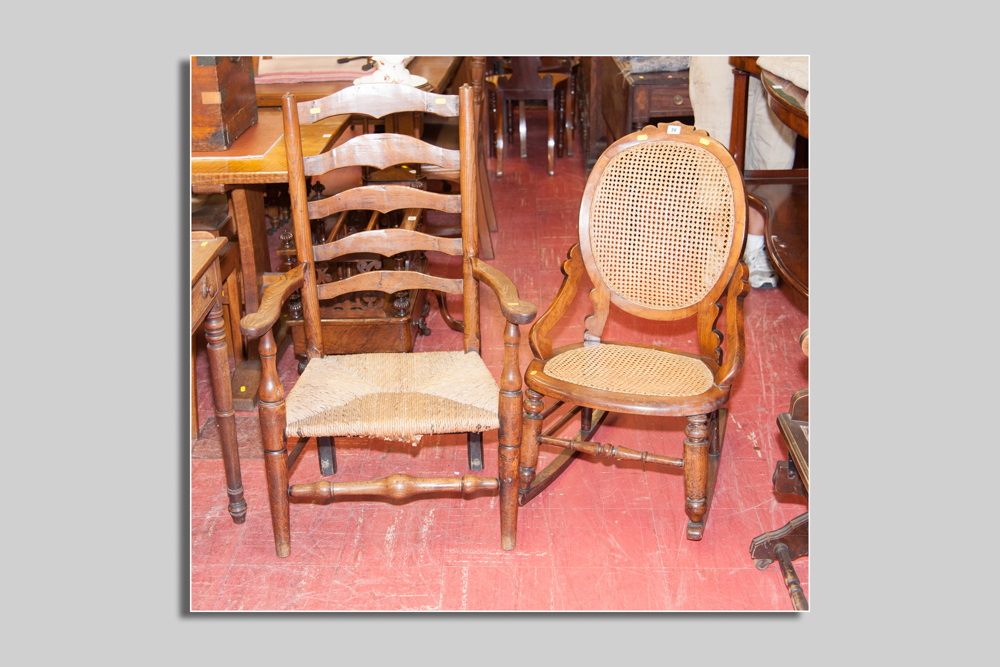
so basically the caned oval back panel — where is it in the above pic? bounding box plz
[579,124,746,320]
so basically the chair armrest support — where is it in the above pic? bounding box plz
[714,261,751,388]
[529,244,586,360]
[239,263,308,339]
[471,257,537,325]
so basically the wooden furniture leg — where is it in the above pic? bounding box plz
[191,340,199,439]
[750,512,809,610]
[518,100,528,158]
[257,330,291,557]
[317,436,336,476]
[204,300,247,524]
[546,95,555,176]
[683,413,710,539]
[229,184,270,411]
[495,89,505,177]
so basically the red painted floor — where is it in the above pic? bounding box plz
[191,110,809,611]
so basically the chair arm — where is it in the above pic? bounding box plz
[528,244,586,360]
[714,261,751,388]
[239,263,308,339]
[471,257,537,325]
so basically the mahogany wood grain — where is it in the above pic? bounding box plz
[760,70,808,139]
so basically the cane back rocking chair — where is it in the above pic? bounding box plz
[520,121,750,541]
[240,84,536,557]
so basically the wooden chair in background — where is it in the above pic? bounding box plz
[518,122,750,543]
[487,56,571,176]
[239,84,536,557]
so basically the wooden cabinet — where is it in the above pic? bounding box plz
[601,57,692,142]
[191,56,258,151]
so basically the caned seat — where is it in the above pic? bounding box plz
[239,83,536,558]
[518,121,750,543]
[285,351,500,441]
[543,343,714,398]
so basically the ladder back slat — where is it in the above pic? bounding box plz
[304,133,461,176]
[298,85,460,124]
[313,228,464,261]
[316,271,464,301]
[307,185,461,218]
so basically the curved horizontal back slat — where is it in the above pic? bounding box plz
[304,133,461,176]
[316,271,464,301]
[298,84,459,124]
[313,228,463,261]
[307,185,461,218]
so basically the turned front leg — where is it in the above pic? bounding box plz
[498,322,523,551]
[684,413,710,540]
[258,330,291,557]
[204,300,247,524]
[519,389,544,494]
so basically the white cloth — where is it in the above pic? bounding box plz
[689,56,796,171]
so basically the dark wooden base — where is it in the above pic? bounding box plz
[750,512,809,610]
[288,289,430,356]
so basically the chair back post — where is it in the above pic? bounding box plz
[281,93,324,362]
[459,84,481,354]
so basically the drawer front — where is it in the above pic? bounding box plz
[191,262,221,333]
[649,84,693,117]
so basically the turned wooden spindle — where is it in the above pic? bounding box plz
[288,474,498,501]
[537,436,684,467]
[775,543,808,611]
[498,320,523,551]
[684,413,710,540]
[204,300,247,524]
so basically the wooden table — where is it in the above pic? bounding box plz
[191,237,247,524]
[730,57,809,298]
[191,57,463,409]
[192,110,352,409]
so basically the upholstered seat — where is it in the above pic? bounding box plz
[543,343,714,398]
[286,351,500,442]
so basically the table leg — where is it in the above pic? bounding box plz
[228,184,270,411]
[205,299,247,524]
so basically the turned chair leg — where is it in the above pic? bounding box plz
[518,100,528,159]
[546,95,555,176]
[519,389,544,495]
[498,322,523,551]
[684,413,710,540]
[318,436,337,476]
[495,90,505,177]
[467,432,484,471]
[258,331,291,557]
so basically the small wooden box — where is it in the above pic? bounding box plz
[191,56,258,152]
